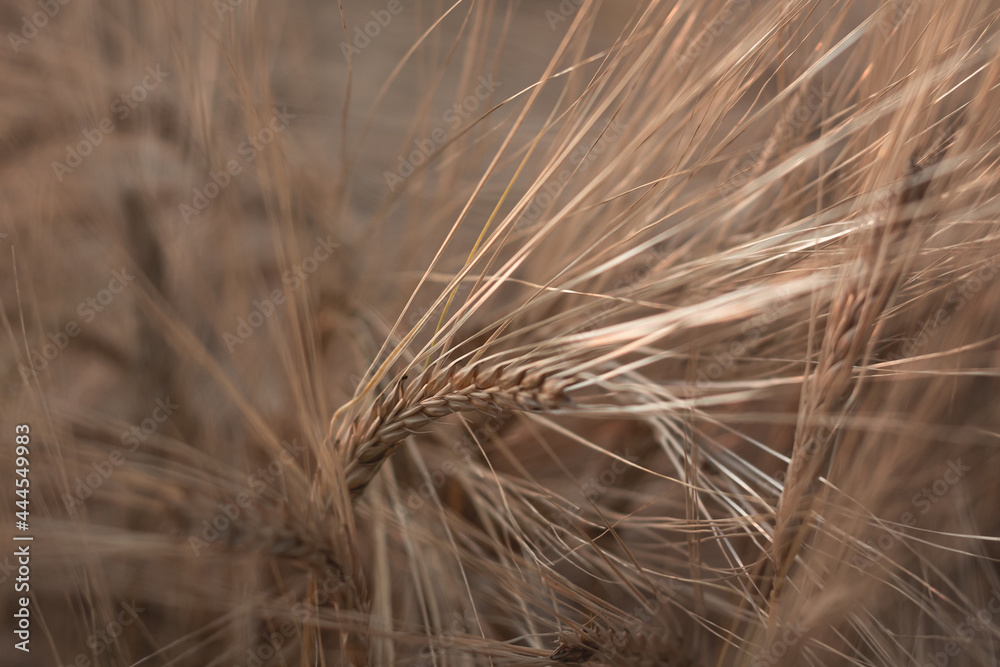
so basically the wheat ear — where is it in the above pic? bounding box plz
[770,126,956,600]
[339,363,576,500]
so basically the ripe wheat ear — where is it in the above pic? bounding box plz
[340,362,576,500]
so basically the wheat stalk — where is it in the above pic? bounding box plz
[769,125,957,613]
[339,362,576,500]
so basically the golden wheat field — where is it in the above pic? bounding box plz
[2,0,1000,665]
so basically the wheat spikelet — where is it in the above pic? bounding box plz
[339,362,576,500]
